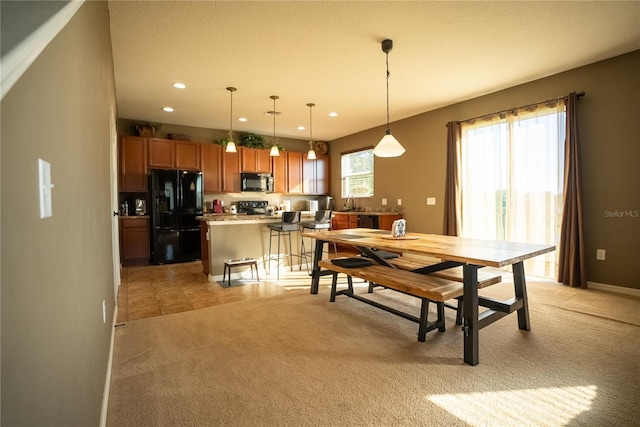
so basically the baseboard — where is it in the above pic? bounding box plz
[99,305,118,427]
[588,281,640,297]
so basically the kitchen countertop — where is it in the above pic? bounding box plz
[197,212,316,225]
[332,211,403,215]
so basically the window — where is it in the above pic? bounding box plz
[460,103,565,278]
[341,148,374,198]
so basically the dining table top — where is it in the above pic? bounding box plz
[301,228,556,268]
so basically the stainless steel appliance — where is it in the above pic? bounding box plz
[237,200,268,215]
[150,170,203,264]
[241,172,273,192]
[134,198,147,215]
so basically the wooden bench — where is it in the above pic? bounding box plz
[319,259,465,342]
[386,256,503,288]
[326,253,503,322]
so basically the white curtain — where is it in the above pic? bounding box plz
[460,103,565,278]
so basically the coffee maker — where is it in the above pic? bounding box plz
[323,196,334,211]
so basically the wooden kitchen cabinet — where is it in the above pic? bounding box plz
[271,152,287,193]
[201,143,222,193]
[175,141,201,170]
[222,149,241,192]
[120,217,150,265]
[148,138,175,169]
[287,151,303,194]
[331,213,359,253]
[148,138,200,170]
[119,136,148,192]
[379,214,404,230]
[241,147,271,173]
[302,154,330,195]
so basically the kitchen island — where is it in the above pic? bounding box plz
[198,213,313,281]
[198,211,404,282]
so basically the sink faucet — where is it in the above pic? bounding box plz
[348,196,355,211]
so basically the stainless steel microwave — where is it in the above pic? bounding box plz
[241,172,274,192]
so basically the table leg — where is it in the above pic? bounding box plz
[512,261,531,330]
[310,239,326,294]
[462,264,479,366]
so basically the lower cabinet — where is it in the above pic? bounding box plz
[331,213,404,253]
[120,217,150,266]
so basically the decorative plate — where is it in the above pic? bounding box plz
[313,141,328,155]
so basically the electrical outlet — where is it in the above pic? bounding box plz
[427,197,436,205]
[382,198,387,206]
[397,199,402,206]
[596,249,606,261]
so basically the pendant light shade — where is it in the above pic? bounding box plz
[373,39,405,158]
[269,95,280,157]
[225,87,237,153]
[306,103,317,160]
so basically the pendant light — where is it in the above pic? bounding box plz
[373,39,405,158]
[269,95,280,156]
[225,87,237,153]
[306,103,317,160]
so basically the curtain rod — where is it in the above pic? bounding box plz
[453,91,585,125]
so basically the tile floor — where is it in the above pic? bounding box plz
[116,261,319,323]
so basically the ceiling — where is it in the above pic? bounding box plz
[108,1,639,142]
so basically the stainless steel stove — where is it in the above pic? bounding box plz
[237,200,268,215]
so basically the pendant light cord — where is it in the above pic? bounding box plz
[385,52,390,130]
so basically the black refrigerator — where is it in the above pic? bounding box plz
[150,170,203,264]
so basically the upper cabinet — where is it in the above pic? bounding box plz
[147,138,174,168]
[119,136,327,195]
[119,136,147,192]
[286,152,303,194]
[222,149,241,192]
[302,154,330,195]
[271,152,287,193]
[148,138,200,170]
[175,141,201,170]
[240,147,271,173]
[201,143,222,193]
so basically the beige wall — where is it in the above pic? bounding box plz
[329,51,640,290]
[1,2,116,425]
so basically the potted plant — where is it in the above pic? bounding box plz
[133,122,162,137]
[239,133,267,149]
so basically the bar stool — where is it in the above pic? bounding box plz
[267,211,302,280]
[300,210,337,271]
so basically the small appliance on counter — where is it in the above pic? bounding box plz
[213,199,223,214]
[134,198,147,215]
[308,200,319,212]
[229,205,237,214]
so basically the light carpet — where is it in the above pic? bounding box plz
[107,278,640,426]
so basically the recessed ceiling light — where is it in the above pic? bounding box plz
[238,117,247,122]
[329,112,338,117]
[297,126,305,131]
[172,82,186,89]
[163,107,174,112]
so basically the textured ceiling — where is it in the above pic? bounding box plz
[108,1,639,141]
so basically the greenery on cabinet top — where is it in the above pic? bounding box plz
[216,133,285,151]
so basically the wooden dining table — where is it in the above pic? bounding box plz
[302,228,556,366]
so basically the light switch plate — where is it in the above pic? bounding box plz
[382,198,387,206]
[427,197,436,205]
[38,158,53,218]
[596,249,606,261]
